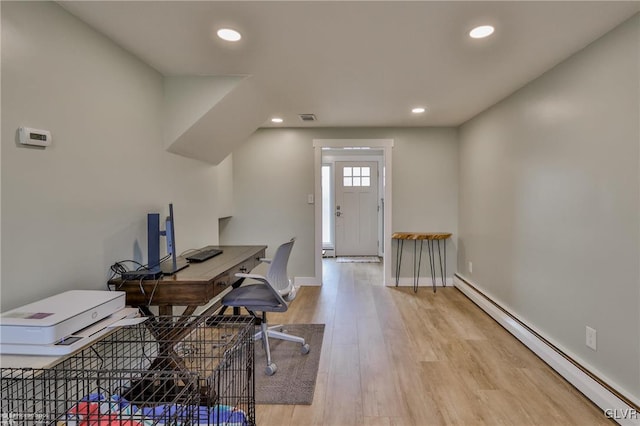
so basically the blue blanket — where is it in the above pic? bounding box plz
[71,393,248,425]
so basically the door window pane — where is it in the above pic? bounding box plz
[343,165,371,186]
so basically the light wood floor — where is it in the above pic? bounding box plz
[256,260,611,426]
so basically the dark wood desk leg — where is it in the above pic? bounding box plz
[159,305,173,316]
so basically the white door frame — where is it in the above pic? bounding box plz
[322,153,384,256]
[313,139,394,286]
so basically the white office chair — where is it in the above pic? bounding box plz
[221,239,310,375]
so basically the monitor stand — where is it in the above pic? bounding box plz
[160,258,189,275]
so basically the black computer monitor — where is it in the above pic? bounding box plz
[160,203,189,275]
[145,212,162,276]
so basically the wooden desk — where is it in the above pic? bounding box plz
[109,245,266,316]
[392,232,452,293]
[108,245,265,401]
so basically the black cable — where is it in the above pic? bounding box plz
[107,260,146,290]
[109,260,146,277]
[179,248,200,257]
[108,254,170,285]
[106,269,118,291]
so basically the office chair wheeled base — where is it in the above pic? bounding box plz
[255,322,310,375]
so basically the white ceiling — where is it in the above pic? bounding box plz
[59,1,639,128]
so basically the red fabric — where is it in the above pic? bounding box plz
[83,421,142,426]
[66,402,142,426]
[67,401,99,418]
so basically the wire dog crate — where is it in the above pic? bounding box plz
[1,315,255,426]
[1,368,198,425]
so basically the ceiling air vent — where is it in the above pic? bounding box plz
[298,114,317,122]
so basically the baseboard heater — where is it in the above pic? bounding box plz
[453,274,639,426]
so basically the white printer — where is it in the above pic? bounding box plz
[0,290,139,356]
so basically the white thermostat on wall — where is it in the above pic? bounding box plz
[19,126,52,147]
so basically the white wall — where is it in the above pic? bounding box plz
[458,14,639,400]
[392,128,458,281]
[1,2,221,311]
[163,75,242,149]
[220,127,458,282]
[216,153,234,219]
[219,128,315,279]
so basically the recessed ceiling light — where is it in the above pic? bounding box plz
[217,28,242,42]
[469,25,495,39]
[271,117,283,123]
[412,107,426,114]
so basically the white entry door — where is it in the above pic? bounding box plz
[335,161,379,256]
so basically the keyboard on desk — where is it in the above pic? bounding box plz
[186,248,223,263]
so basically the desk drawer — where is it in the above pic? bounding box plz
[213,249,265,289]
[121,282,215,306]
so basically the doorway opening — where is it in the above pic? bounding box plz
[313,139,393,286]
[323,158,381,257]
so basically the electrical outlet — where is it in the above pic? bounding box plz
[586,326,597,351]
[468,261,473,274]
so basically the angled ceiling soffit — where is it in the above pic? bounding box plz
[164,75,269,165]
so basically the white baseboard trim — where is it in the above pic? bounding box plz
[294,276,321,286]
[454,274,639,426]
[392,277,453,287]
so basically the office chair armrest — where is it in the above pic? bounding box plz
[259,257,272,264]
